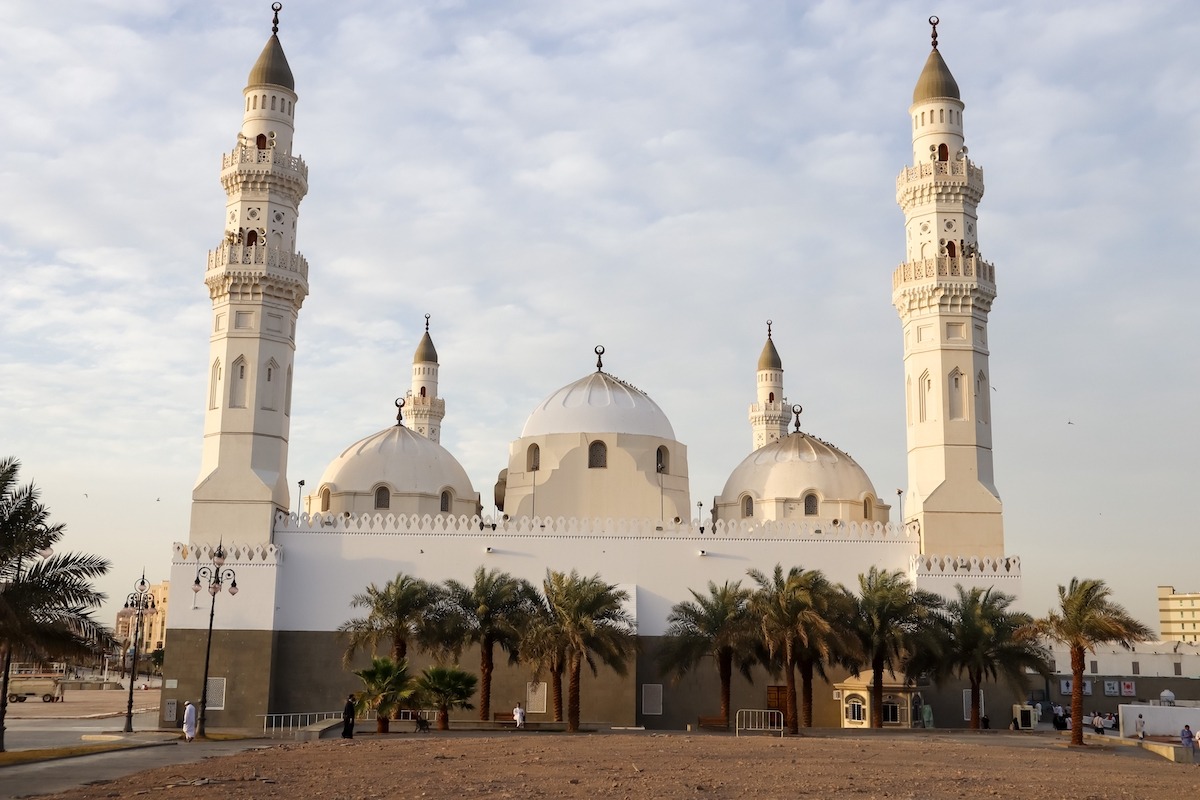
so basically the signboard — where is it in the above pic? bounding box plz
[1060,679,1092,696]
[1103,681,1119,697]
[1121,681,1136,697]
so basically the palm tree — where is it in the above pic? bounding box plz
[846,567,942,728]
[543,570,635,732]
[749,565,846,732]
[440,567,534,721]
[415,665,477,730]
[928,585,1052,729]
[659,581,756,728]
[1037,578,1152,746]
[0,457,111,752]
[338,574,437,665]
[352,656,415,733]
[517,597,567,721]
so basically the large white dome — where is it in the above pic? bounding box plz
[319,424,474,496]
[521,371,676,439]
[721,430,878,502]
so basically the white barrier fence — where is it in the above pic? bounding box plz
[736,708,784,737]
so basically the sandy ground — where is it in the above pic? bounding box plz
[38,729,1198,800]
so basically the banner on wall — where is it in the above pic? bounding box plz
[1060,679,1093,696]
[1121,681,1136,697]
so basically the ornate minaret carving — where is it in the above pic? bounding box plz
[406,314,446,443]
[191,3,309,544]
[749,320,789,450]
[893,17,1003,558]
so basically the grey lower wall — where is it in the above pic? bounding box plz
[161,627,1200,732]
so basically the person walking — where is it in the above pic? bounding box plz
[182,700,197,742]
[342,694,357,739]
[1181,724,1195,761]
[513,702,526,730]
[1135,714,1145,741]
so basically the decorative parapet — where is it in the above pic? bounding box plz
[172,541,283,565]
[273,511,916,542]
[892,255,995,289]
[910,553,1021,578]
[221,145,308,181]
[896,157,983,188]
[206,242,309,280]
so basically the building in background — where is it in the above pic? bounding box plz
[1158,586,1200,643]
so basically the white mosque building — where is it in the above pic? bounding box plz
[161,10,1020,731]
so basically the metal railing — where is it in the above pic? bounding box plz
[735,708,784,737]
[259,708,437,737]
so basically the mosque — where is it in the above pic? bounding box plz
[160,9,1022,731]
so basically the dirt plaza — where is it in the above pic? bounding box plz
[36,726,1197,800]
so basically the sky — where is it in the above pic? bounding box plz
[1,0,1197,631]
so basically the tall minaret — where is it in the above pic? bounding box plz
[191,4,309,545]
[893,17,1003,558]
[749,320,789,450]
[405,314,446,443]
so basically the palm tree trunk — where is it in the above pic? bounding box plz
[718,649,732,727]
[784,659,799,735]
[392,638,407,662]
[567,652,582,732]
[438,707,449,731]
[969,673,981,730]
[479,637,494,721]
[871,656,885,728]
[0,645,12,753]
[551,666,564,722]
[798,660,814,728]
[377,714,389,734]
[1070,646,1085,746]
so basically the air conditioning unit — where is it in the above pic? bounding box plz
[832,690,842,700]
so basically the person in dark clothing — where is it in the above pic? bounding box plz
[342,693,356,739]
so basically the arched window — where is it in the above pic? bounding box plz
[949,368,965,420]
[588,440,607,469]
[846,696,865,723]
[803,494,818,516]
[256,133,267,150]
[768,391,775,402]
[262,358,279,410]
[526,444,540,472]
[285,365,293,416]
[374,487,390,510]
[976,371,990,424]
[656,446,669,474]
[252,95,258,110]
[209,358,221,410]
[419,386,427,397]
[246,229,259,247]
[270,96,277,111]
[937,142,948,161]
[946,240,957,259]
[918,370,931,423]
[742,495,753,518]
[440,490,451,513]
[230,357,247,408]
[320,487,330,512]
[863,497,873,520]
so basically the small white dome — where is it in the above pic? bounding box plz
[521,371,676,439]
[319,424,474,497]
[721,430,877,503]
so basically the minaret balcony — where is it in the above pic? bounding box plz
[207,242,309,281]
[892,254,995,290]
[896,156,982,189]
[221,146,309,190]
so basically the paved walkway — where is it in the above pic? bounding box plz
[1,737,268,799]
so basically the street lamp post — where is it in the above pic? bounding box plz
[193,544,238,739]
[122,570,156,733]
